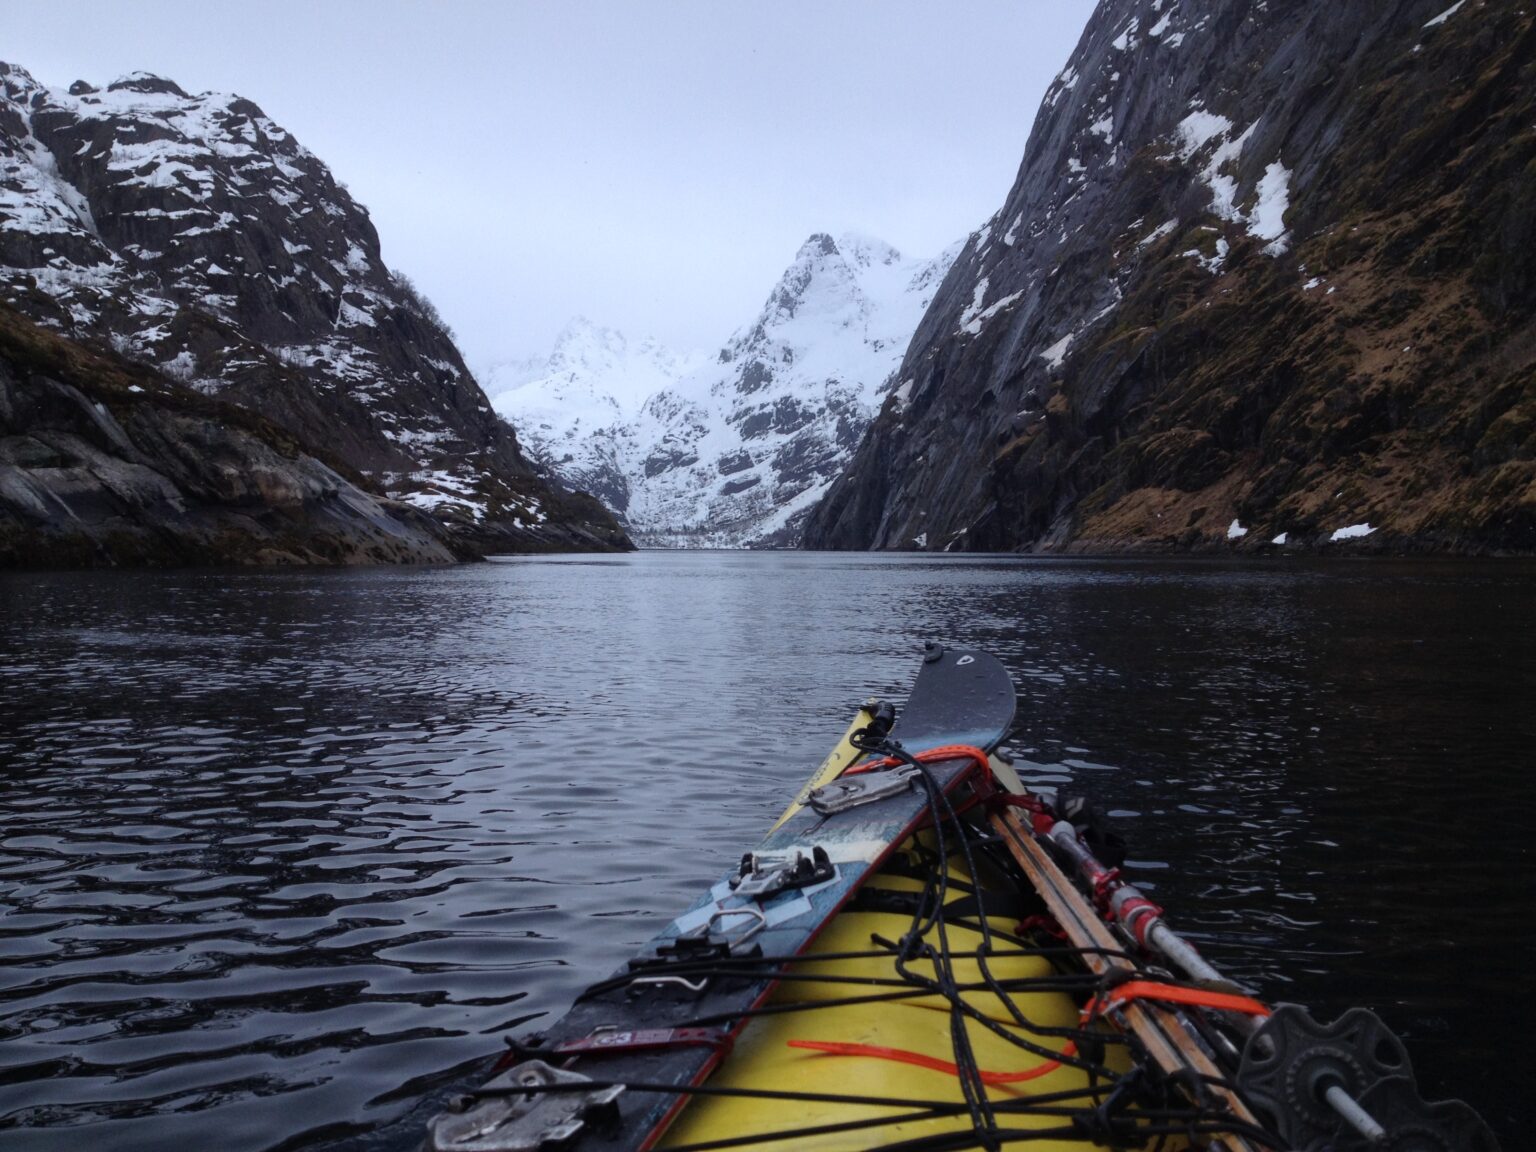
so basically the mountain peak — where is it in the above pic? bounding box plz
[834,232,902,268]
[549,316,627,369]
[0,61,42,101]
[554,314,619,340]
[796,233,840,260]
[106,71,189,98]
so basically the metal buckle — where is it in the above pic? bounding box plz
[624,929,764,995]
[809,764,921,815]
[730,845,833,898]
[698,903,768,942]
[428,1060,623,1151]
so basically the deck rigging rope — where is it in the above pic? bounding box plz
[789,734,1264,1150]
[479,741,1280,1151]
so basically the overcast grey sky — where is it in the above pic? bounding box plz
[6,1,1096,370]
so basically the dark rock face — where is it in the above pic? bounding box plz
[0,303,459,566]
[0,61,630,557]
[804,0,1536,554]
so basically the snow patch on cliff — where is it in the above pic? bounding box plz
[1040,333,1074,369]
[1172,110,1290,256]
[1250,162,1292,253]
[1424,1,1466,28]
[958,277,991,332]
[1329,522,1377,541]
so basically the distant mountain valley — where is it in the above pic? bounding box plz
[489,233,957,547]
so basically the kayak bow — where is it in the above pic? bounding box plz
[426,645,1499,1152]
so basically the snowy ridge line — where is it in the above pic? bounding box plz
[491,231,959,548]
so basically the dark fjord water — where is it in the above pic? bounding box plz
[1,553,1531,1150]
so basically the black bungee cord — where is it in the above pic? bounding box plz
[838,734,1242,1152]
[854,730,1002,1147]
[496,731,1269,1150]
[859,735,1130,1073]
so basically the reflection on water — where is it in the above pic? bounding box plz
[1,555,1531,1149]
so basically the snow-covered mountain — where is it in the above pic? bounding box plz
[0,63,629,554]
[486,319,704,513]
[495,233,958,547]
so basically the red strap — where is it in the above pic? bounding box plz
[1016,913,1068,941]
[914,744,994,774]
[786,1038,1076,1086]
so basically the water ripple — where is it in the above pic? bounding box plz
[1,556,1531,1150]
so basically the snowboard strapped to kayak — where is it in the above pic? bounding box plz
[427,645,1498,1152]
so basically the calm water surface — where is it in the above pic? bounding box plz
[1,553,1531,1150]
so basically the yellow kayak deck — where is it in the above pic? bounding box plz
[660,837,1138,1151]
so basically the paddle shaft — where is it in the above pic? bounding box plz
[1043,819,1390,1145]
[1045,822,1227,987]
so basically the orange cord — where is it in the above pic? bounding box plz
[1086,979,1272,1020]
[843,744,993,777]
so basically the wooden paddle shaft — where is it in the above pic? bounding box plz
[989,807,1268,1152]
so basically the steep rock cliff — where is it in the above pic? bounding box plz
[804,0,1536,553]
[0,63,629,556]
[0,302,461,566]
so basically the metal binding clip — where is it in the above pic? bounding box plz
[730,846,834,899]
[629,907,769,993]
[699,904,769,943]
[624,920,766,995]
[809,763,921,815]
[428,1059,624,1152]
